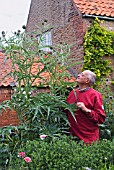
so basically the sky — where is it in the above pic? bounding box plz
[0,0,31,38]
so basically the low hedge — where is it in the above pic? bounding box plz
[8,136,113,170]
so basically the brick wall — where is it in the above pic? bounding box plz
[26,0,85,74]
[0,87,19,127]
[0,86,50,127]
[83,17,114,32]
[26,0,114,76]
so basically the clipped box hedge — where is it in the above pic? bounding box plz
[9,136,114,170]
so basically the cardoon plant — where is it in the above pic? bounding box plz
[0,23,78,141]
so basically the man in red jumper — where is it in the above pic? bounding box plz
[66,70,106,143]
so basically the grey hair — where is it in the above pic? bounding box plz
[86,70,96,85]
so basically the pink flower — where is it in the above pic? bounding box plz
[18,152,25,158]
[40,134,47,140]
[24,157,32,163]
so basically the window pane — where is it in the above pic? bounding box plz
[38,32,52,52]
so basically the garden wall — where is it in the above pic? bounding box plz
[0,87,50,127]
[0,87,19,127]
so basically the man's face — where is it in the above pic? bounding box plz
[76,71,89,84]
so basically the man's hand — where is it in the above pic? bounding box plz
[76,102,91,113]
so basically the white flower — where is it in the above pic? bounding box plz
[84,167,92,170]
[23,91,26,94]
[40,134,47,140]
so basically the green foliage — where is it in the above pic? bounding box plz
[0,24,77,152]
[83,18,114,85]
[0,126,21,168]
[99,81,114,141]
[8,136,114,170]
[0,142,9,168]
[100,164,114,170]
[100,100,114,140]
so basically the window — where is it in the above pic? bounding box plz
[38,31,52,52]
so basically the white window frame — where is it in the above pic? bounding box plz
[38,31,52,52]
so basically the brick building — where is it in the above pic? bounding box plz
[26,0,114,72]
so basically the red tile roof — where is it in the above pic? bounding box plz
[0,52,76,87]
[0,52,15,87]
[73,0,114,17]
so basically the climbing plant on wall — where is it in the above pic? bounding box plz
[83,18,114,85]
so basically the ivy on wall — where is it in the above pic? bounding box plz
[83,18,114,85]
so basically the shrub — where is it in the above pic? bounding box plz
[8,136,114,170]
[83,18,114,85]
[98,80,114,141]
